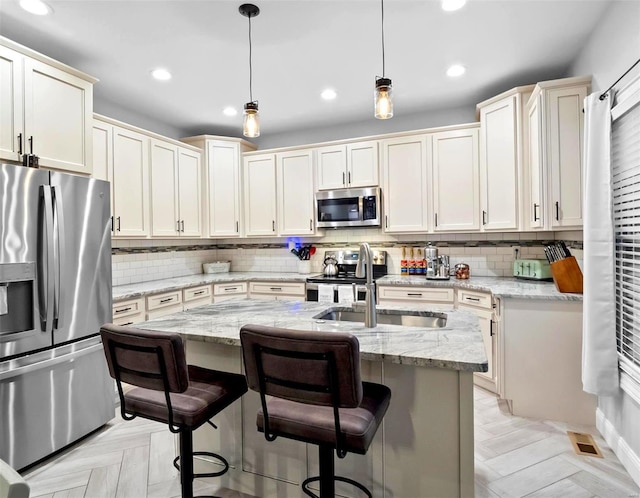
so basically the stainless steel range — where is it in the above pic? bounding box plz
[306,250,387,302]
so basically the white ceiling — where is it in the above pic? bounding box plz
[0,0,611,140]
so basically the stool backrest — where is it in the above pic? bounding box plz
[100,324,189,394]
[240,324,363,408]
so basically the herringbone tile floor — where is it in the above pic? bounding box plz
[23,387,640,497]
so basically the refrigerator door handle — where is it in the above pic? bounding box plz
[52,186,67,330]
[38,186,55,332]
[0,343,103,381]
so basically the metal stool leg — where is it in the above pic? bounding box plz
[180,430,194,498]
[302,445,372,498]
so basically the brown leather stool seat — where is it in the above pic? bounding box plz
[101,324,247,498]
[240,324,391,498]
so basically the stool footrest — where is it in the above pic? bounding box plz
[173,451,230,478]
[302,475,372,498]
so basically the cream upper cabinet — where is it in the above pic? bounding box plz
[525,76,590,230]
[149,140,202,238]
[277,150,315,236]
[316,140,379,190]
[431,127,480,232]
[381,135,430,232]
[478,87,533,231]
[177,147,202,237]
[0,39,95,174]
[180,136,257,238]
[244,153,277,236]
[112,126,150,237]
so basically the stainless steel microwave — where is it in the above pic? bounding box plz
[316,187,381,228]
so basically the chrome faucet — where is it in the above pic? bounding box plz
[355,242,377,328]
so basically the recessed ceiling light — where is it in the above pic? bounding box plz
[223,107,238,117]
[321,89,337,101]
[446,64,466,77]
[19,0,52,15]
[151,68,172,81]
[441,0,466,12]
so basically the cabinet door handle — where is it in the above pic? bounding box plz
[482,210,487,225]
[555,201,560,221]
[177,220,181,232]
[236,221,239,233]
[28,136,34,154]
[270,287,282,291]
[309,219,313,231]
[159,297,174,304]
[533,203,539,222]
[122,321,134,326]
[272,220,275,231]
[224,287,238,292]
[193,290,205,296]
[348,171,351,185]
[17,133,22,155]
[181,220,185,232]
[111,216,114,232]
[117,216,121,232]
[114,307,132,314]
[490,319,494,337]
[407,293,423,297]
[435,213,438,227]
[385,215,388,229]
[342,172,346,186]
[466,296,481,302]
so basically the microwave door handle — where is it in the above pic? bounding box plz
[358,196,364,221]
[52,186,66,329]
[38,186,55,332]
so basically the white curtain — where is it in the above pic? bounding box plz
[582,92,619,395]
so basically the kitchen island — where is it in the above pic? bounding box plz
[136,298,487,498]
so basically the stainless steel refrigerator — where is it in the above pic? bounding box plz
[0,163,115,471]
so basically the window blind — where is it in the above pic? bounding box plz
[612,85,640,375]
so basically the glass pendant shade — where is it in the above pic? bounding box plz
[243,102,260,138]
[375,77,393,119]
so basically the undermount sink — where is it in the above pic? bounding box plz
[314,308,447,328]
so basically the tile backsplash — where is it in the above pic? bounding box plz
[111,231,582,287]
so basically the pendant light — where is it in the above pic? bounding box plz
[375,0,393,119]
[240,3,260,137]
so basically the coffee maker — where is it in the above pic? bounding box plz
[424,243,450,280]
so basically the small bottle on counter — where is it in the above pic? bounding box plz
[401,246,408,276]
[455,263,470,279]
[408,247,416,275]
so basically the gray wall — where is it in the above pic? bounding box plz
[569,0,640,484]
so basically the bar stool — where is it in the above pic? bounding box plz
[100,324,247,498]
[240,324,391,498]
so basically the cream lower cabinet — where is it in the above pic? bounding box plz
[381,135,430,232]
[277,150,315,236]
[213,282,248,303]
[456,289,497,393]
[0,39,95,174]
[244,154,277,236]
[478,86,533,231]
[377,286,454,309]
[150,139,202,237]
[146,290,183,320]
[248,282,306,301]
[431,127,480,232]
[112,298,146,326]
[183,284,212,311]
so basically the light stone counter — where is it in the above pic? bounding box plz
[377,275,583,301]
[113,272,316,301]
[135,299,487,372]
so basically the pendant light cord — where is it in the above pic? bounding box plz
[381,0,386,77]
[248,14,253,102]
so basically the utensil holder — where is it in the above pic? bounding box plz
[550,256,583,294]
[297,260,311,274]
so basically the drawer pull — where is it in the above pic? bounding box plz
[193,290,206,296]
[159,298,174,304]
[270,287,282,291]
[122,321,134,326]
[466,297,481,302]
[114,306,132,314]
[224,287,238,292]
[407,293,423,297]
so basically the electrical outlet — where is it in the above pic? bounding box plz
[513,246,521,260]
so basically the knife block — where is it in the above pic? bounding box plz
[550,256,583,294]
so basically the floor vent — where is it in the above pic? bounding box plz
[567,431,603,458]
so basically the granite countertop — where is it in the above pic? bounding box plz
[135,299,487,373]
[113,272,315,300]
[377,275,583,301]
